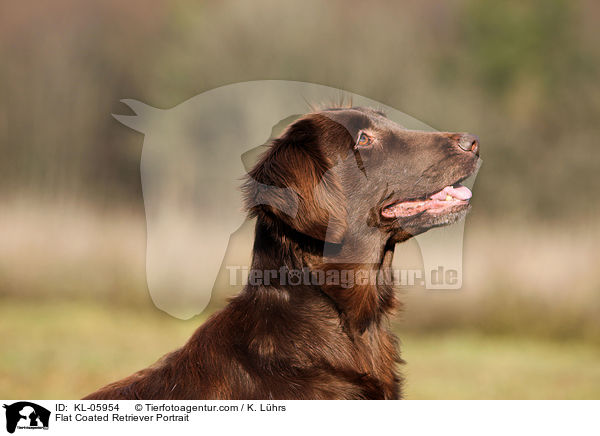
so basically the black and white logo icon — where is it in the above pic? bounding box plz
[3,402,50,434]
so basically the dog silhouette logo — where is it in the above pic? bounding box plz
[3,402,50,434]
[112,81,478,319]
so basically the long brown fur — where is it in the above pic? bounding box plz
[84,107,479,400]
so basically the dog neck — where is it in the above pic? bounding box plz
[247,215,399,333]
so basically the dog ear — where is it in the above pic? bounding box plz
[243,117,347,244]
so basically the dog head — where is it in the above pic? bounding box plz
[243,107,480,249]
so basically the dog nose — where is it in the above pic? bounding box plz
[456,134,479,155]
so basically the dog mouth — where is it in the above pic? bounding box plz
[381,183,472,219]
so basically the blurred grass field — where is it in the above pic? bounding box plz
[1,299,599,400]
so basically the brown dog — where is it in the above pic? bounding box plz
[84,107,479,400]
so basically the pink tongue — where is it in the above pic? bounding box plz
[430,184,472,201]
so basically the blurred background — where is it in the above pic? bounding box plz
[1,0,599,399]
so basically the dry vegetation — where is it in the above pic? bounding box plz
[1,202,598,342]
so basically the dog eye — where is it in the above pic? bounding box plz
[356,132,372,147]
